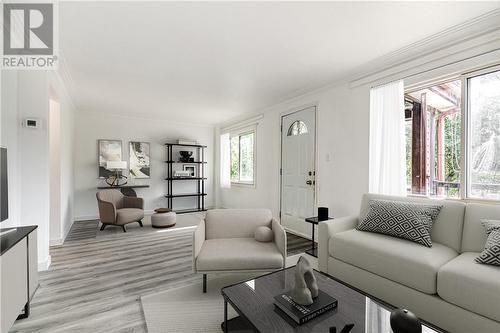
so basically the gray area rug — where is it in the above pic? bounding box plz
[140,254,316,333]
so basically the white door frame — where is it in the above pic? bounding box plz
[279,104,318,238]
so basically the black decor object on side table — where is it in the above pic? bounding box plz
[390,308,422,333]
[304,208,333,257]
[318,207,329,221]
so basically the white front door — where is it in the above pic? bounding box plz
[280,106,316,238]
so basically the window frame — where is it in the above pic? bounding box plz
[462,64,500,202]
[229,126,256,187]
[404,63,500,202]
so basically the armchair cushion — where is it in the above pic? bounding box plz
[196,238,283,271]
[254,226,273,242]
[205,209,272,239]
[116,208,144,225]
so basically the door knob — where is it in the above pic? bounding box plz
[306,180,313,185]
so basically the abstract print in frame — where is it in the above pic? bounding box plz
[129,141,151,179]
[98,140,123,178]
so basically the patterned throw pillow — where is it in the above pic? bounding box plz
[357,199,443,247]
[475,220,500,266]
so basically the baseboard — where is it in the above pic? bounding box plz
[49,219,74,247]
[50,238,64,247]
[38,255,51,271]
[62,218,73,240]
[74,208,211,222]
[74,214,99,222]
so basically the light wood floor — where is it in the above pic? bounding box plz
[10,221,199,333]
[10,219,311,333]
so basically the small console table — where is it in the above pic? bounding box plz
[97,185,149,197]
[304,216,333,257]
[0,226,38,333]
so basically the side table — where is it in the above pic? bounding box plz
[304,216,333,257]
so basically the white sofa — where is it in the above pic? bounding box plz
[193,209,287,292]
[319,193,500,333]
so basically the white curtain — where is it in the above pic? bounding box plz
[369,80,406,196]
[220,132,231,189]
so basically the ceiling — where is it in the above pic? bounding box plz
[60,1,500,125]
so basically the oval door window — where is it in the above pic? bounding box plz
[287,120,308,136]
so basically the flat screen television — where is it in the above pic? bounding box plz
[1,147,8,222]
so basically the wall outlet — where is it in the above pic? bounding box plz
[23,118,39,129]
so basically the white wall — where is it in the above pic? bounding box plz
[49,72,77,245]
[49,99,61,243]
[216,15,500,239]
[1,71,21,229]
[1,71,51,270]
[1,70,76,269]
[74,112,215,220]
[218,84,369,222]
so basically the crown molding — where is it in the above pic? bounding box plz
[49,50,78,110]
[348,8,500,88]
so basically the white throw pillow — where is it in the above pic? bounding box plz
[254,226,273,242]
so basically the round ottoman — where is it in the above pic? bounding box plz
[151,211,176,228]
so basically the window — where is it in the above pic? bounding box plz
[404,66,500,200]
[287,120,308,136]
[405,80,462,198]
[230,130,255,185]
[467,69,500,200]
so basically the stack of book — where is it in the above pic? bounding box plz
[274,290,338,325]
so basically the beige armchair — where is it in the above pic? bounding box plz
[193,209,287,292]
[96,190,144,232]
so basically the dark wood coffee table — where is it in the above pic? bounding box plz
[221,266,445,333]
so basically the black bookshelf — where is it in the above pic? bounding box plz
[165,143,207,214]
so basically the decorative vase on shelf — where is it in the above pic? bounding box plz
[179,151,193,162]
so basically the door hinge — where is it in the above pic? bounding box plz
[279,211,282,218]
[280,168,282,175]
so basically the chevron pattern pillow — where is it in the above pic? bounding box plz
[357,199,443,247]
[476,220,500,266]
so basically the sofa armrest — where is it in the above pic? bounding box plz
[193,219,206,272]
[272,218,287,267]
[123,196,144,209]
[318,216,358,273]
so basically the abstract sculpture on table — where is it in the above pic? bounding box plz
[292,256,318,305]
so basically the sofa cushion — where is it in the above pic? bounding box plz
[359,194,465,252]
[205,209,272,239]
[438,252,500,322]
[330,229,457,294]
[254,226,273,242]
[475,220,500,266]
[462,203,500,253]
[357,199,442,247]
[196,238,283,271]
[116,208,144,224]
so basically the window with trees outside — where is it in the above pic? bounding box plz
[230,130,255,185]
[405,66,500,200]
